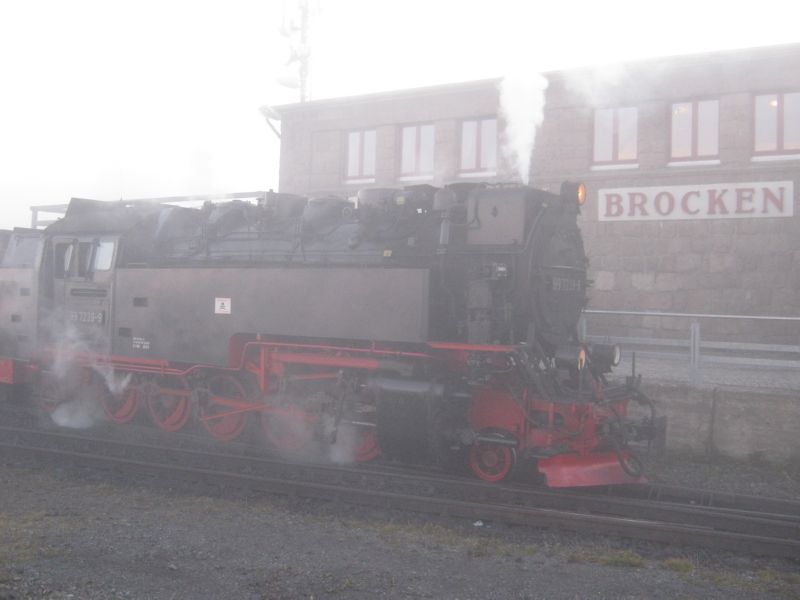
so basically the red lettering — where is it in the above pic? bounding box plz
[604,193,624,218]
[681,191,700,215]
[628,192,648,217]
[654,191,675,216]
[762,186,786,214]
[735,188,756,214]
[707,189,729,215]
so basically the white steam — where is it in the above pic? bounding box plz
[499,73,549,185]
[326,421,360,465]
[39,309,118,429]
[559,62,628,108]
[97,368,131,398]
[51,395,104,429]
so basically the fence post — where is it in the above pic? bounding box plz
[690,319,701,385]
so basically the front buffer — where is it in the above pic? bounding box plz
[468,381,659,488]
[537,451,644,488]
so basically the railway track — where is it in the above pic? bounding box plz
[1,424,798,559]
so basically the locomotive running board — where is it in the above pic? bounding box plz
[537,452,646,488]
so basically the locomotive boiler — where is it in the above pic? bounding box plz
[0,182,660,486]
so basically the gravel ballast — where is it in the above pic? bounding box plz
[1,450,798,600]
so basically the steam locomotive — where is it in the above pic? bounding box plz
[0,182,661,486]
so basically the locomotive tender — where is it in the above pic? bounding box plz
[0,182,660,486]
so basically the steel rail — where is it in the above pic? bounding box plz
[1,426,798,559]
[584,309,800,322]
[2,414,798,521]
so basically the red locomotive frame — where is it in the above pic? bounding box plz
[9,334,650,487]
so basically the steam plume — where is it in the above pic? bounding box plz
[40,309,117,429]
[499,73,549,185]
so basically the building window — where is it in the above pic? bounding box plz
[346,129,376,180]
[671,99,719,160]
[400,124,434,177]
[460,118,497,173]
[593,107,637,165]
[754,92,800,155]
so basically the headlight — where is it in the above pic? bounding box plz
[560,181,586,206]
[612,344,621,366]
[589,343,622,370]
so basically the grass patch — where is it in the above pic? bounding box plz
[662,558,694,573]
[569,548,645,568]
[705,570,747,588]
[0,510,49,562]
[373,520,536,558]
[699,568,800,596]
[757,568,800,587]
[0,509,85,564]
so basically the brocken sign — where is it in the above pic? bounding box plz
[598,181,794,222]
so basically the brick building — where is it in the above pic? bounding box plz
[275,43,800,343]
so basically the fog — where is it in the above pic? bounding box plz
[0,0,795,229]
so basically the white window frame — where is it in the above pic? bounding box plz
[345,129,376,183]
[460,117,497,176]
[669,99,719,164]
[399,123,435,180]
[592,107,638,169]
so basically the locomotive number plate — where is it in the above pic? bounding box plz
[551,277,583,292]
[68,310,105,325]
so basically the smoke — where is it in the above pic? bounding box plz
[558,62,630,108]
[50,363,129,430]
[39,309,115,429]
[326,421,361,465]
[50,394,104,429]
[498,72,549,185]
[97,368,131,398]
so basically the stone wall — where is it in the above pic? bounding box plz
[575,183,800,343]
[631,383,800,463]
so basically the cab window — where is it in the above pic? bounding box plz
[54,242,73,278]
[54,238,116,278]
[93,240,115,271]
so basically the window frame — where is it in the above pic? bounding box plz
[398,122,435,179]
[92,239,116,272]
[459,117,497,176]
[753,91,800,157]
[344,129,377,183]
[669,98,720,162]
[53,236,116,279]
[591,106,639,168]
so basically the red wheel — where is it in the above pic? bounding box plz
[101,382,139,424]
[469,437,516,482]
[262,405,315,453]
[353,428,380,463]
[199,374,249,442]
[147,381,191,432]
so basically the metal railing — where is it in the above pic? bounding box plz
[29,192,271,229]
[579,309,800,383]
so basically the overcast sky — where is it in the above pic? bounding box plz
[0,0,796,229]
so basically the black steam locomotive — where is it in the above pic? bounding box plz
[0,182,660,486]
